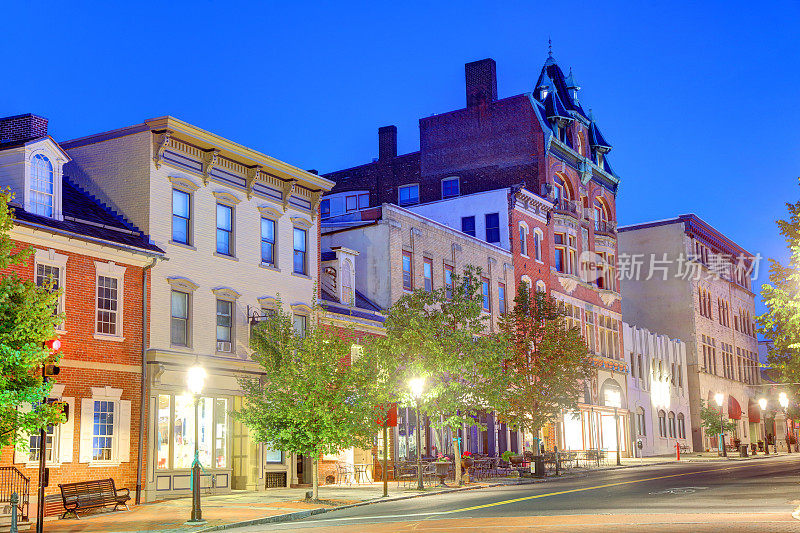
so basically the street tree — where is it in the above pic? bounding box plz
[0,191,64,448]
[235,301,386,500]
[496,283,594,453]
[698,399,737,444]
[759,196,800,402]
[377,266,506,484]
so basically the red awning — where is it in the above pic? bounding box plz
[748,400,760,423]
[728,396,742,420]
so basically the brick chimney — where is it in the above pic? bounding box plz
[378,125,397,160]
[0,114,48,143]
[465,58,497,108]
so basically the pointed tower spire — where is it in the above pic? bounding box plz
[545,37,556,66]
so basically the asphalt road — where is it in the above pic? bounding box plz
[236,454,800,532]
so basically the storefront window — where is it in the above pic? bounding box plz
[264,446,283,463]
[174,394,195,469]
[563,412,583,451]
[198,397,213,468]
[214,399,227,468]
[157,395,171,469]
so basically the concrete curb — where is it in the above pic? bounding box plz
[198,483,500,532]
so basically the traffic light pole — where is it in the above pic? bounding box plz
[35,366,47,533]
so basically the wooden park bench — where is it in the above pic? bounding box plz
[58,478,130,519]
[679,444,691,453]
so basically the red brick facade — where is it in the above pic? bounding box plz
[0,238,152,513]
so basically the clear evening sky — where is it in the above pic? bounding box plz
[2,1,799,317]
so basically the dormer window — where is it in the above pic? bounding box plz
[540,87,548,100]
[31,154,54,217]
[595,151,604,168]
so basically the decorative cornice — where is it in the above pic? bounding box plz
[245,165,262,200]
[166,276,199,292]
[257,296,277,308]
[212,286,241,300]
[212,190,242,205]
[202,149,219,186]
[168,175,200,192]
[290,216,312,229]
[153,130,172,169]
[290,303,312,314]
[258,205,283,219]
[281,180,297,212]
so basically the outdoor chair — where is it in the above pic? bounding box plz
[335,462,354,485]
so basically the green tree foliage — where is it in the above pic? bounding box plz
[377,266,506,484]
[759,197,800,401]
[496,284,594,448]
[235,302,385,500]
[0,191,64,448]
[698,399,736,438]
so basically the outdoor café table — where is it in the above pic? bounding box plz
[353,463,372,484]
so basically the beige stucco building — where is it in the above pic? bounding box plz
[62,117,333,500]
[322,203,519,459]
[618,215,761,453]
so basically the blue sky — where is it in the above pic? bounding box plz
[3,1,798,314]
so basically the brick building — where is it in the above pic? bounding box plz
[619,215,761,452]
[0,114,165,515]
[321,52,629,456]
[322,203,519,461]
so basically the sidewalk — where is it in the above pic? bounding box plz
[39,452,795,533]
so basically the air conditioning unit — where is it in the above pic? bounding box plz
[217,341,232,353]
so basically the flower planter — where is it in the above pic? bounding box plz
[461,457,474,469]
[509,455,524,466]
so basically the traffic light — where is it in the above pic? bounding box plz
[44,364,60,377]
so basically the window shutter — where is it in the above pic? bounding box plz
[118,400,131,463]
[59,397,75,463]
[79,399,94,463]
[13,403,32,464]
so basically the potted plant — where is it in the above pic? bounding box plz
[461,451,474,469]
[433,454,451,486]
[501,450,514,464]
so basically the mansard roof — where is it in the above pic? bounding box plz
[589,120,612,151]
[534,58,588,119]
[544,90,571,122]
[11,177,163,255]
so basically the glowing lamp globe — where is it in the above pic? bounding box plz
[714,393,724,407]
[759,398,767,410]
[779,392,789,409]
[46,338,61,352]
[187,365,206,396]
[409,377,425,399]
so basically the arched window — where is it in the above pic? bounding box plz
[520,275,532,292]
[518,223,529,256]
[575,133,584,156]
[600,379,623,408]
[341,259,354,305]
[594,198,610,231]
[553,174,571,202]
[535,280,546,294]
[637,406,646,436]
[31,154,54,217]
[677,413,686,439]
[658,410,667,437]
[668,412,676,438]
[533,228,543,261]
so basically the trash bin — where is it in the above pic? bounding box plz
[740,445,748,457]
[533,455,545,478]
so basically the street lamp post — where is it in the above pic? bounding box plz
[187,363,206,525]
[714,393,727,457]
[614,406,621,466]
[409,377,425,491]
[759,398,768,455]
[779,392,790,454]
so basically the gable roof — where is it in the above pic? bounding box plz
[11,177,163,255]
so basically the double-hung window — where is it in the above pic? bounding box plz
[519,225,528,256]
[402,251,413,291]
[398,184,419,206]
[35,254,65,327]
[171,290,190,347]
[461,216,476,237]
[29,423,57,462]
[320,199,331,218]
[216,299,233,353]
[293,228,307,275]
[92,400,114,461]
[498,283,507,314]
[216,203,234,256]
[534,230,542,261]
[358,193,370,209]
[172,189,191,245]
[481,278,491,312]
[485,213,500,243]
[293,314,307,337]
[261,218,276,266]
[96,276,119,336]
[423,257,433,293]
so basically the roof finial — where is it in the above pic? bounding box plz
[548,37,553,58]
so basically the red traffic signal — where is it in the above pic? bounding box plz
[45,338,61,352]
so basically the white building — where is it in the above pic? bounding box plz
[624,323,691,456]
[62,116,334,499]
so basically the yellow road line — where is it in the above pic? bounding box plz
[446,463,756,514]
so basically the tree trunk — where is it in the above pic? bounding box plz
[312,454,319,501]
[454,433,462,486]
